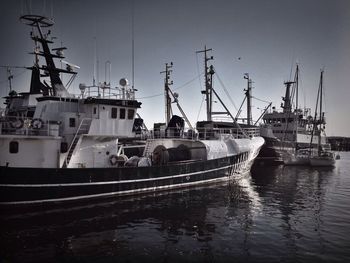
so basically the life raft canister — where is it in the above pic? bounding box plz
[109,154,128,166]
[10,119,24,129]
[109,155,119,166]
[31,118,44,129]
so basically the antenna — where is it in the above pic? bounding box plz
[105,60,111,85]
[243,73,253,126]
[92,36,99,96]
[93,14,98,88]
[0,66,22,92]
[131,0,135,90]
[160,62,173,124]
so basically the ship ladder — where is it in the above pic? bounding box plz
[62,118,92,168]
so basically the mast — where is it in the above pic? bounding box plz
[295,64,299,112]
[20,15,75,97]
[309,70,322,154]
[160,62,173,125]
[196,46,213,121]
[244,73,252,125]
[93,37,97,87]
[161,63,193,129]
[282,81,295,113]
[293,65,299,142]
[195,46,249,138]
[318,70,324,155]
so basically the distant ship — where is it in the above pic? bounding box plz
[0,15,264,207]
[258,65,332,165]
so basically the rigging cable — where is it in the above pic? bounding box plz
[0,69,27,85]
[196,95,205,123]
[213,68,238,112]
[195,52,203,92]
[136,72,203,100]
[65,74,76,90]
[251,96,271,104]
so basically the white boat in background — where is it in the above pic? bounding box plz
[284,149,310,166]
[310,151,336,167]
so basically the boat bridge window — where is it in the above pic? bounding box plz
[27,110,35,118]
[111,108,118,119]
[9,141,19,154]
[120,108,126,119]
[93,107,97,114]
[268,119,277,124]
[128,109,135,119]
[69,118,76,127]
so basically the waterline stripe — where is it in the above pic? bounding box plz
[0,177,232,205]
[1,162,246,188]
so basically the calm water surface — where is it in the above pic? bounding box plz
[1,153,350,262]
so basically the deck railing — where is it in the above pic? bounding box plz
[0,116,59,136]
[1,115,260,141]
[141,126,260,140]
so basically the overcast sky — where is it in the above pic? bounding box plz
[0,0,349,136]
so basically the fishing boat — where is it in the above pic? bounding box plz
[0,15,264,207]
[258,65,331,165]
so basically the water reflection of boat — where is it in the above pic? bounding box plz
[251,163,334,257]
[0,15,264,207]
[0,173,264,262]
[1,154,347,262]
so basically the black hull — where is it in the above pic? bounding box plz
[0,152,251,206]
[256,137,324,165]
[255,138,293,165]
